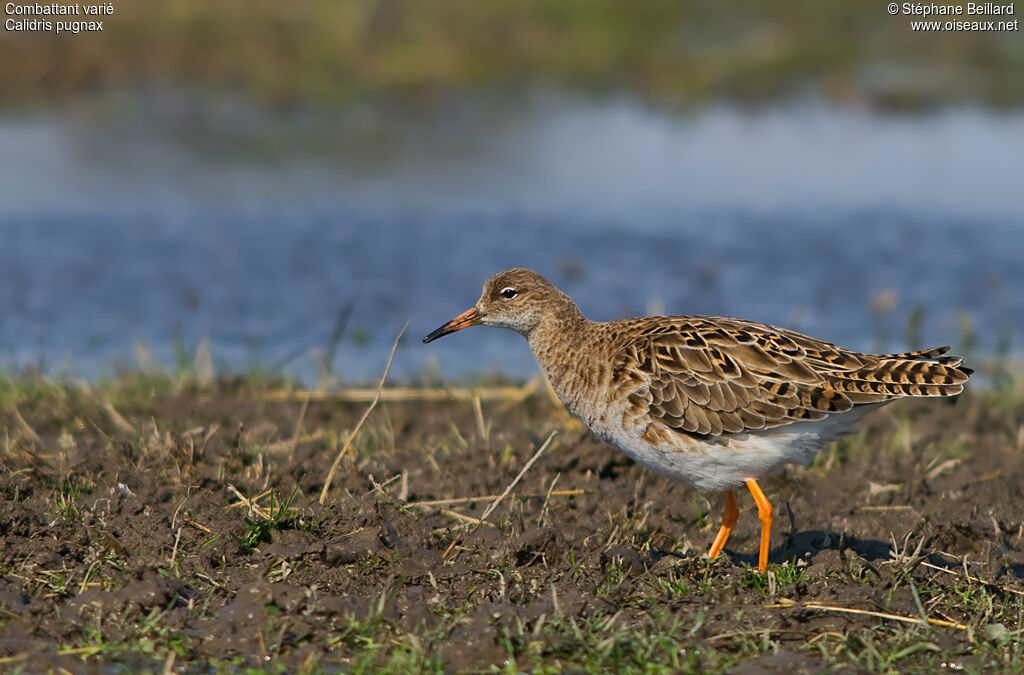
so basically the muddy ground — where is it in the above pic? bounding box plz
[0,374,1022,673]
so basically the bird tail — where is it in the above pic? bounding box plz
[826,346,972,404]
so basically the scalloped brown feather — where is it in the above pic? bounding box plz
[606,316,971,438]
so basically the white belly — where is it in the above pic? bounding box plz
[591,405,880,493]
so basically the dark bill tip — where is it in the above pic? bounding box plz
[422,307,480,344]
[422,328,445,344]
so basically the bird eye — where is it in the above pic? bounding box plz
[500,287,518,299]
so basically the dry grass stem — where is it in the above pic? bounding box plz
[367,472,401,496]
[406,489,585,508]
[920,560,1024,597]
[539,473,560,527]
[289,391,311,461]
[769,598,968,630]
[967,468,1003,485]
[478,430,557,523]
[183,516,212,533]
[319,323,407,505]
[263,430,329,455]
[227,484,271,519]
[169,526,183,570]
[398,470,409,502]
[161,652,176,675]
[925,458,962,481]
[441,430,558,561]
[214,385,534,404]
[473,395,487,445]
[102,400,135,434]
[441,539,462,559]
[9,404,41,444]
[440,509,496,527]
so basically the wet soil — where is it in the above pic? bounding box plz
[0,377,1022,672]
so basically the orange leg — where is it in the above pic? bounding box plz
[706,490,739,559]
[745,479,773,573]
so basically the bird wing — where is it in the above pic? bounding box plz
[607,316,970,437]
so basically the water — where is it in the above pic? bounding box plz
[0,93,1020,383]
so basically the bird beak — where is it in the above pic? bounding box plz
[423,307,482,343]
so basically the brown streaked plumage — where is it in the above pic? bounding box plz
[423,268,972,572]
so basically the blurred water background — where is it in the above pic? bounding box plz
[1,2,1021,384]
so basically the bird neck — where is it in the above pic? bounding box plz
[527,300,590,401]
